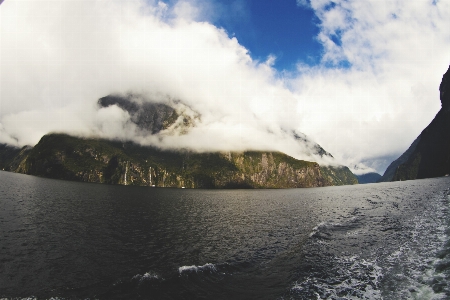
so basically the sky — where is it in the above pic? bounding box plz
[210,0,322,70]
[0,0,449,175]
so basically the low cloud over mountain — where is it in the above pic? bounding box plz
[1,0,449,174]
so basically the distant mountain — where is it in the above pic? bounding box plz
[0,133,357,188]
[356,172,382,184]
[382,65,450,181]
[0,144,32,171]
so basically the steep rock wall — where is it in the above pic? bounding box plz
[392,65,450,181]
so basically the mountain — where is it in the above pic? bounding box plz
[98,94,199,135]
[356,172,382,184]
[0,94,358,188]
[98,94,336,159]
[382,65,450,181]
[377,137,420,182]
[292,131,333,158]
[0,144,32,171]
[0,133,357,188]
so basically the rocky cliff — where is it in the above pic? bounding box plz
[1,133,357,188]
[387,65,450,181]
[377,137,420,182]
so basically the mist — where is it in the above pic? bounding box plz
[1,0,449,174]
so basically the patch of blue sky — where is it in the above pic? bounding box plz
[149,0,353,72]
[221,0,323,71]
[210,0,325,71]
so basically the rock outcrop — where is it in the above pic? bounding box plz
[98,94,199,135]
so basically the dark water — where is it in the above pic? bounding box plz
[0,171,449,300]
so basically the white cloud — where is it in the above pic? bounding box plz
[290,0,450,172]
[0,0,449,174]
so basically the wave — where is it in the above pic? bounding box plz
[308,217,361,240]
[292,189,450,300]
[291,255,383,299]
[380,190,450,299]
[131,271,161,283]
[178,263,218,275]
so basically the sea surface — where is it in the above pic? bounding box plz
[0,170,449,300]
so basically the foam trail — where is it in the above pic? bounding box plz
[178,263,217,274]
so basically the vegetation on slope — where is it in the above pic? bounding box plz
[0,133,357,188]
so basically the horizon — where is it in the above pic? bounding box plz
[1,0,449,175]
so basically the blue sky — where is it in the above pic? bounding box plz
[212,0,322,71]
[1,0,449,174]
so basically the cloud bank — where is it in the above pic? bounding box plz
[1,0,449,174]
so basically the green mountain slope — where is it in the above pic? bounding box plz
[0,144,32,172]
[1,133,357,188]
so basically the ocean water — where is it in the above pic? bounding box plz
[0,170,449,300]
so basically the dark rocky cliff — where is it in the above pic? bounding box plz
[390,65,450,181]
[377,137,420,182]
[1,133,357,188]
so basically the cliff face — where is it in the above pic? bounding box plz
[2,133,357,188]
[440,65,450,112]
[389,65,450,181]
[378,137,420,182]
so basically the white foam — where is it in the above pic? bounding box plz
[309,221,342,237]
[308,222,325,237]
[178,263,217,274]
[292,255,383,299]
[382,191,450,299]
[294,190,450,300]
[132,271,160,283]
